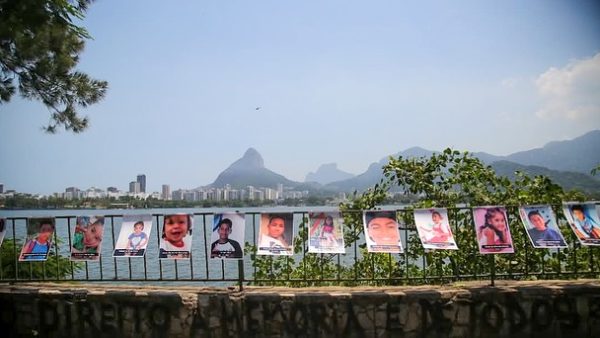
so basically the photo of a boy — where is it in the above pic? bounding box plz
[363,211,403,253]
[19,218,55,261]
[210,215,244,259]
[71,216,105,261]
[563,203,600,246]
[519,206,567,248]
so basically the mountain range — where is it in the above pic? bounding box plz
[473,129,600,173]
[305,163,355,185]
[205,130,600,194]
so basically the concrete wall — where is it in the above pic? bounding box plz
[1,281,600,338]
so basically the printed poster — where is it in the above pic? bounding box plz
[473,206,514,254]
[19,217,55,261]
[71,216,105,261]
[363,211,403,253]
[562,203,600,246]
[518,206,567,248]
[414,208,458,250]
[210,213,245,259]
[257,213,294,256]
[308,212,345,254]
[113,214,152,257]
[0,218,6,248]
[159,214,193,259]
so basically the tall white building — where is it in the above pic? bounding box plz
[129,181,141,194]
[65,187,81,199]
[162,184,171,200]
[184,191,196,201]
[136,174,146,193]
[264,187,276,200]
[247,186,255,200]
[254,190,265,201]
[172,189,184,200]
[84,187,105,199]
[214,188,223,201]
[222,188,230,201]
[229,189,240,200]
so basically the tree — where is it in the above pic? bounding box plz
[0,237,82,280]
[247,149,594,286]
[0,0,107,133]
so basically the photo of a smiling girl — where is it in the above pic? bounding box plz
[414,208,458,250]
[71,216,105,261]
[473,206,514,254]
[159,214,193,259]
[308,212,345,253]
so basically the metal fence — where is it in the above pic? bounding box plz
[1,205,599,288]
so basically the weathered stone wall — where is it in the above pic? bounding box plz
[1,281,600,338]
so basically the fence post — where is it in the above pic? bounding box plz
[490,255,496,287]
[238,259,244,291]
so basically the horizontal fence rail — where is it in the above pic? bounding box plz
[0,205,599,287]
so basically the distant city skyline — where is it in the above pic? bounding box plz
[1,0,599,195]
[12,181,315,203]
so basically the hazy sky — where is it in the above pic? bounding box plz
[1,0,600,194]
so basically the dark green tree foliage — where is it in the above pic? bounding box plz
[0,238,81,280]
[248,149,597,286]
[0,0,107,132]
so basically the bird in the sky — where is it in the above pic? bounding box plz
[255,107,261,110]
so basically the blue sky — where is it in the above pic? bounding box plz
[1,0,600,194]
